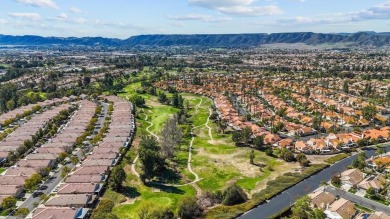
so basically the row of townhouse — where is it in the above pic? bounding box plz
[281,126,389,153]
[0,98,69,162]
[28,96,135,219]
[0,99,88,204]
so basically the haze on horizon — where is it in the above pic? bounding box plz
[0,0,390,39]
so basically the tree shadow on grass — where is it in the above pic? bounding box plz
[145,182,186,195]
[120,186,141,199]
[157,167,182,184]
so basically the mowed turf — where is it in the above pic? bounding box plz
[109,87,290,218]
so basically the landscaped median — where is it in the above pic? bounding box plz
[205,163,329,219]
[325,153,351,164]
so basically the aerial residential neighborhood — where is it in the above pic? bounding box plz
[2,0,390,219]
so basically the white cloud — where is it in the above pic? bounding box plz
[69,7,82,14]
[56,13,68,20]
[14,0,59,9]
[352,1,390,21]
[217,5,282,16]
[188,0,282,16]
[276,1,390,27]
[288,0,305,2]
[0,19,7,25]
[171,22,186,27]
[73,17,87,24]
[277,16,342,25]
[8,13,41,21]
[167,14,232,23]
[188,0,253,8]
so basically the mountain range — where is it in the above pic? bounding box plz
[1,32,390,48]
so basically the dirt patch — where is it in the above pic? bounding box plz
[197,147,245,160]
[306,154,336,164]
[207,139,229,145]
[234,160,263,178]
[250,162,301,196]
[119,197,140,205]
[147,98,165,107]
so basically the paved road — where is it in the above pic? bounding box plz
[18,163,73,211]
[239,145,390,219]
[324,187,390,215]
[17,101,109,212]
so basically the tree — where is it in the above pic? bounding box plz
[109,166,126,192]
[218,119,228,134]
[177,197,202,219]
[304,86,311,98]
[291,195,325,219]
[23,140,34,149]
[158,92,169,104]
[249,150,255,165]
[58,152,69,162]
[1,196,16,209]
[160,116,183,158]
[14,208,29,218]
[83,76,91,86]
[232,127,252,145]
[171,93,183,108]
[90,199,118,219]
[362,104,378,121]
[265,148,273,156]
[343,81,349,93]
[222,184,248,206]
[6,99,15,111]
[61,166,71,178]
[71,156,79,165]
[131,95,146,107]
[253,135,265,150]
[280,148,295,162]
[296,153,310,167]
[352,152,367,170]
[24,173,42,191]
[331,175,341,186]
[366,187,376,197]
[139,136,165,181]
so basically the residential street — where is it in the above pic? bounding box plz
[239,145,390,219]
[324,187,390,215]
[16,101,109,213]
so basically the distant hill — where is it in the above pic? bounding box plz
[1,32,390,48]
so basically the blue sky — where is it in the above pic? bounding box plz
[0,0,389,38]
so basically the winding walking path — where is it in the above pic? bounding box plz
[131,98,213,197]
[205,108,213,141]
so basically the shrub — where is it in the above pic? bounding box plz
[222,184,248,206]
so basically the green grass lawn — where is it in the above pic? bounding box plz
[110,87,290,218]
[0,168,5,174]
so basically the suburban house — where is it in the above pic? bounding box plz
[30,207,90,219]
[327,198,357,219]
[357,175,387,192]
[45,194,96,208]
[308,190,336,210]
[340,169,364,187]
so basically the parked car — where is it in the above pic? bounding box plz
[33,191,43,198]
